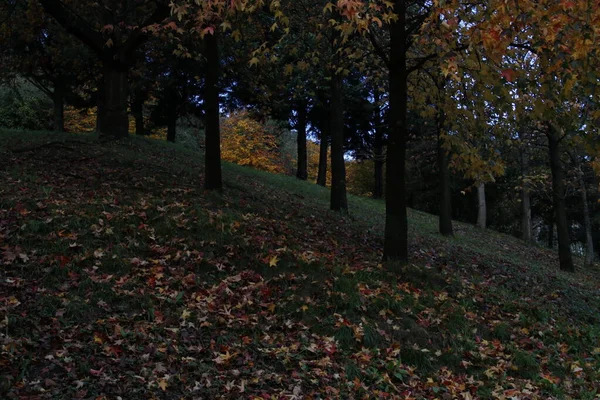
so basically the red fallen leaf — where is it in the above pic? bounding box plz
[154,310,165,323]
[182,273,196,287]
[57,255,70,267]
[501,68,517,82]
[108,345,123,357]
[89,368,104,376]
[44,378,57,387]
[324,343,337,355]
[260,286,272,298]
[241,336,252,345]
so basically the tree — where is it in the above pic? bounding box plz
[38,0,171,139]
[0,1,95,132]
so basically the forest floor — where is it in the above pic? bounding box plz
[1,129,600,399]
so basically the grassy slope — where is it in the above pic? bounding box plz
[0,129,599,399]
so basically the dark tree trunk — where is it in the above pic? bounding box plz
[52,77,65,132]
[373,91,384,199]
[99,62,129,140]
[317,126,328,187]
[204,32,222,191]
[547,218,554,249]
[96,77,106,134]
[373,134,384,199]
[547,126,574,272]
[576,164,595,267]
[521,150,533,242]
[166,89,177,143]
[131,95,145,136]
[296,104,308,180]
[167,114,176,142]
[438,129,453,236]
[477,182,486,229]
[329,72,347,213]
[383,0,408,264]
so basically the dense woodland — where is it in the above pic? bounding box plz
[2,1,600,398]
[1,1,599,271]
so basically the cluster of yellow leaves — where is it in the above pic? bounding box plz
[147,127,168,141]
[346,160,376,196]
[64,106,96,133]
[64,106,166,138]
[221,111,287,174]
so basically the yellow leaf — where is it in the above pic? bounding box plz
[93,333,103,344]
[105,38,113,48]
[248,57,259,67]
[158,378,168,391]
[181,309,191,320]
[221,21,232,31]
[301,305,309,312]
[269,255,279,267]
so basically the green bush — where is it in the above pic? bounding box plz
[0,84,53,131]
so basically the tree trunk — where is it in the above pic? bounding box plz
[204,32,222,191]
[477,182,486,229]
[383,0,408,264]
[296,105,308,180]
[521,150,532,242]
[438,131,453,236]
[167,89,177,143]
[577,166,595,267]
[547,218,554,249]
[167,113,176,142]
[96,77,106,134]
[373,91,384,199]
[373,132,384,199]
[52,78,65,132]
[131,95,145,136]
[438,138,454,236]
[547,126,574,272]
[99,62,129,140]
[317,128,328,186]
[329,72,347,213]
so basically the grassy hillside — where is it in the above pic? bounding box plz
[1,130,599,399]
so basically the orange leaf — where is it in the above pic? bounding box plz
[501,69,517,82]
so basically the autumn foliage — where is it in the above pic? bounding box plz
[221,111,290,174]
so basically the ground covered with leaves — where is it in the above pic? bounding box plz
[1,130,600,399]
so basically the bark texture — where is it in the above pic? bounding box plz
[373,92,384,199]
[99,63,129,140]
[383,0,408,264]
[437,110,453,236]
[52,77,65,132]
[477,182,486,229]
[203,32,222,191]
[521,150,532,242]
[329,73,347,213]
[547,126,574,272]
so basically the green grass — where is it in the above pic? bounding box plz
[1,129,599,399]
